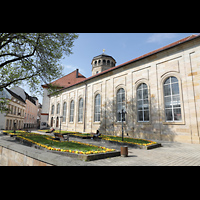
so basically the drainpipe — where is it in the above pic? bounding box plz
[83,83,87,132]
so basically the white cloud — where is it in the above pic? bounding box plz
[63,64,76,70]
[62,64,86,75]
[147,33,178,43]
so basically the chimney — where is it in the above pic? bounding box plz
[76,69,79,78]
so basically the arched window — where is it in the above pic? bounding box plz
[70,100,74,122]
[103,59,106,65]
[78,98,83,122]
[62,102,67,122]
[137,83,149,122]
[57,103,60,115]
[117,88,126,122]
[107,60,110,65]
[163,76,182,122]
[51,105,54,115]
[94,94,101,122]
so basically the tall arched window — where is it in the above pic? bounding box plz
[117,88,126,122]
[57,103,60,115]
[51,105,54,115]
[163,76,182,122]
[94,94,101,122]
[62,102,67,122]
[137,83,149,122]
[70,100,74,122]
[78,98,83,122]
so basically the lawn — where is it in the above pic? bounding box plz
[23,134,103,152]
[3,131,114,154]
[101,135,157,146]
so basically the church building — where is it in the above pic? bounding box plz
[41,34,200,144]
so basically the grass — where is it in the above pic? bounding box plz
[8,131,104,152]
[4,130,155,147]
[26,135,103,152]
[102,135,151,144]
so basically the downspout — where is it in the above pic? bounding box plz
[83,83,87,132]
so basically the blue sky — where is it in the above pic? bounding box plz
[62,33,198,79]
[24,33,199,103]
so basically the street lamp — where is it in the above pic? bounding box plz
[118,109,127,141]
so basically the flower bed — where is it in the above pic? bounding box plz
[2,131,120,161]
[100,135,161,150]
[38,130,92,139]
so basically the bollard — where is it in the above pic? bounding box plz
[121,146,128,157]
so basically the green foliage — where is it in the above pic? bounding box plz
[0,33,78,111]
[0,97,9,113]
[0,33,78,91]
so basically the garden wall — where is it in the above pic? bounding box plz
[0,139,88,166]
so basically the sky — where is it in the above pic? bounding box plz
[23,33,199,104]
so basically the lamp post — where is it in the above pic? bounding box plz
[118,109,127,141]
[59,116,63,134]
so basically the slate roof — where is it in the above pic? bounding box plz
[5,88,26,104]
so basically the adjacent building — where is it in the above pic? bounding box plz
[0,88,26,130]
[10,87,40,128]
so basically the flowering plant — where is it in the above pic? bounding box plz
[14,132,115,155]
[101,135,157,146]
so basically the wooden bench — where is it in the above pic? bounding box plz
[54,133,69,141]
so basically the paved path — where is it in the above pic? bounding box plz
[53,135,200,166]
[2,130,200,166]
[89,141,200,166]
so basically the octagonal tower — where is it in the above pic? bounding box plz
[91,50,116,76]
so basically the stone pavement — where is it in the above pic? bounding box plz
[2,130,200,166]
[76,139,200,166]
[52,135,200,166]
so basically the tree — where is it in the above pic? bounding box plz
[0,33,78,111]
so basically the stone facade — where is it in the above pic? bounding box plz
[0,88,26,130]
[48,35,200,144]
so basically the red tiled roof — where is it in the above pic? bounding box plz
[42,69,86,88]
[54,34,200,94]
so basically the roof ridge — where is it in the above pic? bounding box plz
[5,88,26,103]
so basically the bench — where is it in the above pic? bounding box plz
[54,133,69,141]
[46,128,55,133]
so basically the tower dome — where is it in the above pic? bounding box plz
[91,50,116,76]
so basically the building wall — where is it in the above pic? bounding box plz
[24,99,39,128]
[40,88,50,129]
[49,37,200,144]
[1,97,26,130]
